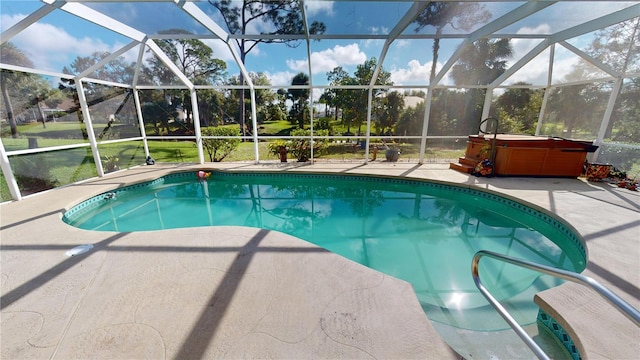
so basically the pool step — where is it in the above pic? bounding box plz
[431,319,572,359]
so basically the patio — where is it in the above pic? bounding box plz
[1,162,638,359]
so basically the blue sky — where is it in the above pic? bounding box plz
[1,1,632,90]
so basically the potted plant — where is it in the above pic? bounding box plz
[268,140,289,162]
[385,148,399,162]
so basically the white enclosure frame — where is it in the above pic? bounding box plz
[1,1,639,201]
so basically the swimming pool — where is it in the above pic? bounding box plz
[63,170,586,332]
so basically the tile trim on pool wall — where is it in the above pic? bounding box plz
[213,170,587,260]
[62,170,586,261]
[537,309,582,360]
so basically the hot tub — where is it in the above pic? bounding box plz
[452,135,598,177]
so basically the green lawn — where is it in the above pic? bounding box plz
[3,118,636,202]
[0,117,462,202]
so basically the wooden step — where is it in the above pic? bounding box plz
[459,157,480,167]
[449,162,474,174]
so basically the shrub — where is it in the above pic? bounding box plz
[267,139,289,159]
[266,130,330,162]
[288,129,329,162]
[201,126,241,162]
[12,155,59,195]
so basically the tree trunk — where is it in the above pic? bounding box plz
[36,97,46,128]
[2,86,19,138]
[429,28,443,84]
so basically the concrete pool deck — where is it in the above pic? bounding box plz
[1,162,638,359]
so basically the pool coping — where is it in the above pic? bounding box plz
[2,162,639,359]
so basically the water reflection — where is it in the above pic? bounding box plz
[65,173,585,331]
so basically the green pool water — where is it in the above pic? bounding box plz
[63,171,586,332]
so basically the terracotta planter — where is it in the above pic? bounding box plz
[279,146,287,162]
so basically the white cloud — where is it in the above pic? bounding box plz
[550,55,583,84]
[360,27,387,48]
[390,59,434,85]
[394,39,410,48]
[311,88,323,102]
[369,26,389,35]
[10,23,114,72]
[2,14,138,74]
[512,24,551,57]
[503,55,548,85]
[287,43,367,74]
[1,13,22,32]
[502,24,554,85]
[201,39,235,62]
[503,24,590,85]
[362,38,385,49]
[263,70,297,86]
[3,13,243,78]
[304,1,335,16]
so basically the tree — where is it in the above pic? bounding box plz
[208,0,326,136]
[545,84,607,138]
[226,72,277,133]
[1,50,64,135]
[609,78,640,143]
[142,29,227,128]
[287,72,310,128]
[583,18,640,143]
[450,38,513,134]
[58,51,137,133]
[352,58,393,134]
[583,18,640,76]
[60,51,135,104]
[450,39,513,86]
[140,90,171,135]
[375,91,404,135]
[62,51,135,85]
[494,84,543,134]
[413,2,491,83]
[243,72,277,125]
[1,43,34,138]
[395,101,424,137]
[318,90,336,119]
[325,66,351,128]
[428,89,467,136]
[144,29,226,86]
[324,59,393,135]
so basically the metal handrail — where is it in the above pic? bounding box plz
[472,250,640,360]
[478,117,499,174]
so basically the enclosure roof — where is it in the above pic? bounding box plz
[1,1,639,89]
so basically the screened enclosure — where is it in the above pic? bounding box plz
[1,0,639,201]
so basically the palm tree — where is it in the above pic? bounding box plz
[414,2,490,84]
[450,38,513,86]
[450,38,513,134]
[288,72,310,129]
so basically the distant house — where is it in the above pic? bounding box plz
[403,96,424,109]
[42,98,77,121]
